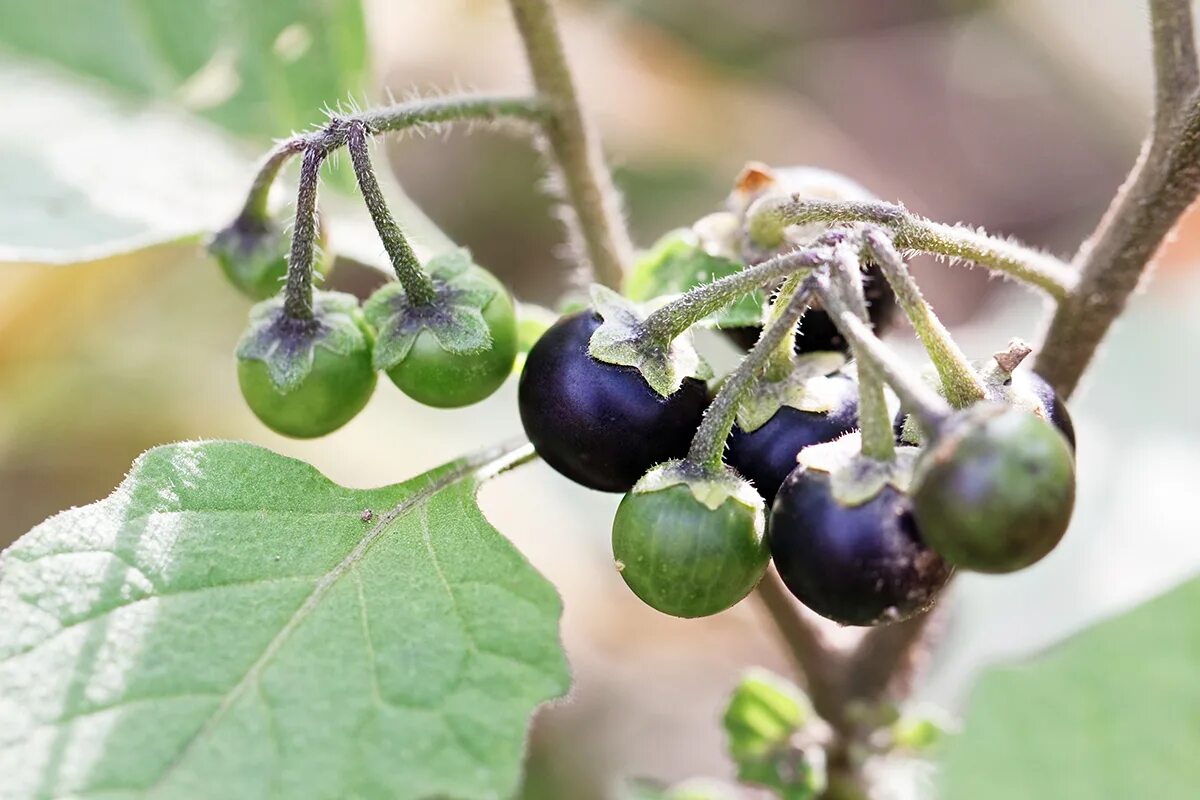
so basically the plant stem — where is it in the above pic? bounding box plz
[1037,0,1200,396]
[765,273,810,380]
[830,247,895,462]
[687,281,815,471]
[641,248,825,345]
[236,94,548,228]
[508,0,633,289]
[863,227,986,409]
[747,197,1076,300]
[282,145,327,321]
[813,275,952,432]
[346,122,437,305]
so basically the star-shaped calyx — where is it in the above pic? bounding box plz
[236,291,371,393]
[734,351,850,433]
[363,249,500,372]
[585,284,712,397]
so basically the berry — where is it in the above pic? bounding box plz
[723,261,896,354]
[726,374,859,504]
[384,269,517,408]
[209,214,330,301]
[769,466,951,626]
[612,463,768,618]
[518,311,710,492]
[236,292,377,438]
[912,403,1076,573]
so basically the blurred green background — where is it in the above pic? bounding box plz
[1,1,1198,798]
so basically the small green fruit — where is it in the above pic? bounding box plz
[612,462,769,618]
[209,214,330,300]
[912,403,1075,573]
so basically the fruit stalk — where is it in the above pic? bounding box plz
[508,0,633,289]
[813,274,952,432]
[829,246,894,462]
[346,122,438,305]
[687,280,817,471]
[746,196,1076,300]
[282,145,327,321]
[640,248,824,346]
[863,227,986,408]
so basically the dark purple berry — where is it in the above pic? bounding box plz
[518,311,710,492]
[726,375,859,504]
[769,467,951,626]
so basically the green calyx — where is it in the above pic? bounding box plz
[612,461,768,619]
[912,403,1076,573]
[209,213,329,300]
[797,433,921,507]
[587,285,713,397]
[625,227,763,330]
[735,352,848,433]
[236,290,373,393]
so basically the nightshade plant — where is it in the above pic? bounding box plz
[2,0,1199,798]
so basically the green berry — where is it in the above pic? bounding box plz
[209,214,330,300]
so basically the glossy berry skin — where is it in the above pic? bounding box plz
[769,467,951,626]
[239,341,376,439]
[518,312,710,492]
[386,270,518,408]
[726,375,859,504]
[612,480,768,618]
[913,404,1076,574]
[724,261,896,354]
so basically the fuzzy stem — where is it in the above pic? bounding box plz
[831,247,895,462]
[1036,0,1200,396]
[641,248,825,345]
[747,197,1076,300]
[282,145,327,321]
[346,123,437,305]
[687,281,815,470]
[234,94,548,229]
[864,228,986,408]
[765,273,810,380]
[814,275,952,431]
[508,0,633,289]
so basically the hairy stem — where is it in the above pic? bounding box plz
[508,0,633,289]
[282,145,327,320]
[687,281,815,470]
[346,123,437,305]
[814,275,952,431]
[864,228,986,408]
[641,248,825,345]
[831,247,895,462]
[765,273,810,380]
[236,94,548,228]
[747,197,1076,300]
[1037,0,1200,396]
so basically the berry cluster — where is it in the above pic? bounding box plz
[519,165,1077,625]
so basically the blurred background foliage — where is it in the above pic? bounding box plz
[0,1,1197,798]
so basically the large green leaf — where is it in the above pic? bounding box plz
[0,0,367,140]
[938,577,1200,799]
[0,441,568,799]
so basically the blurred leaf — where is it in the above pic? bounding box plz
[0,0,367,140]
[624,778,741,800]
[938,578,1200,800]
[723,669,824,800]
[0,59,250,265]
[0,440,568,799]
[626,229,763,329]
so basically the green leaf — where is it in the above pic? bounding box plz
[0,58,252,266]
[0,440,569,799]
[938,578,1200,800]
[0,0,367,140]
[624,778,741,800]
[625,229,763,330]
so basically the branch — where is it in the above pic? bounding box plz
[746,198,1076,300]
[508,0,633,289]
[1036,0,1200,396]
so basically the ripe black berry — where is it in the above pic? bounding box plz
[519,311,710,492]
[723,261,896,354]
[726,375,859,504]
[769,466,951,626]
